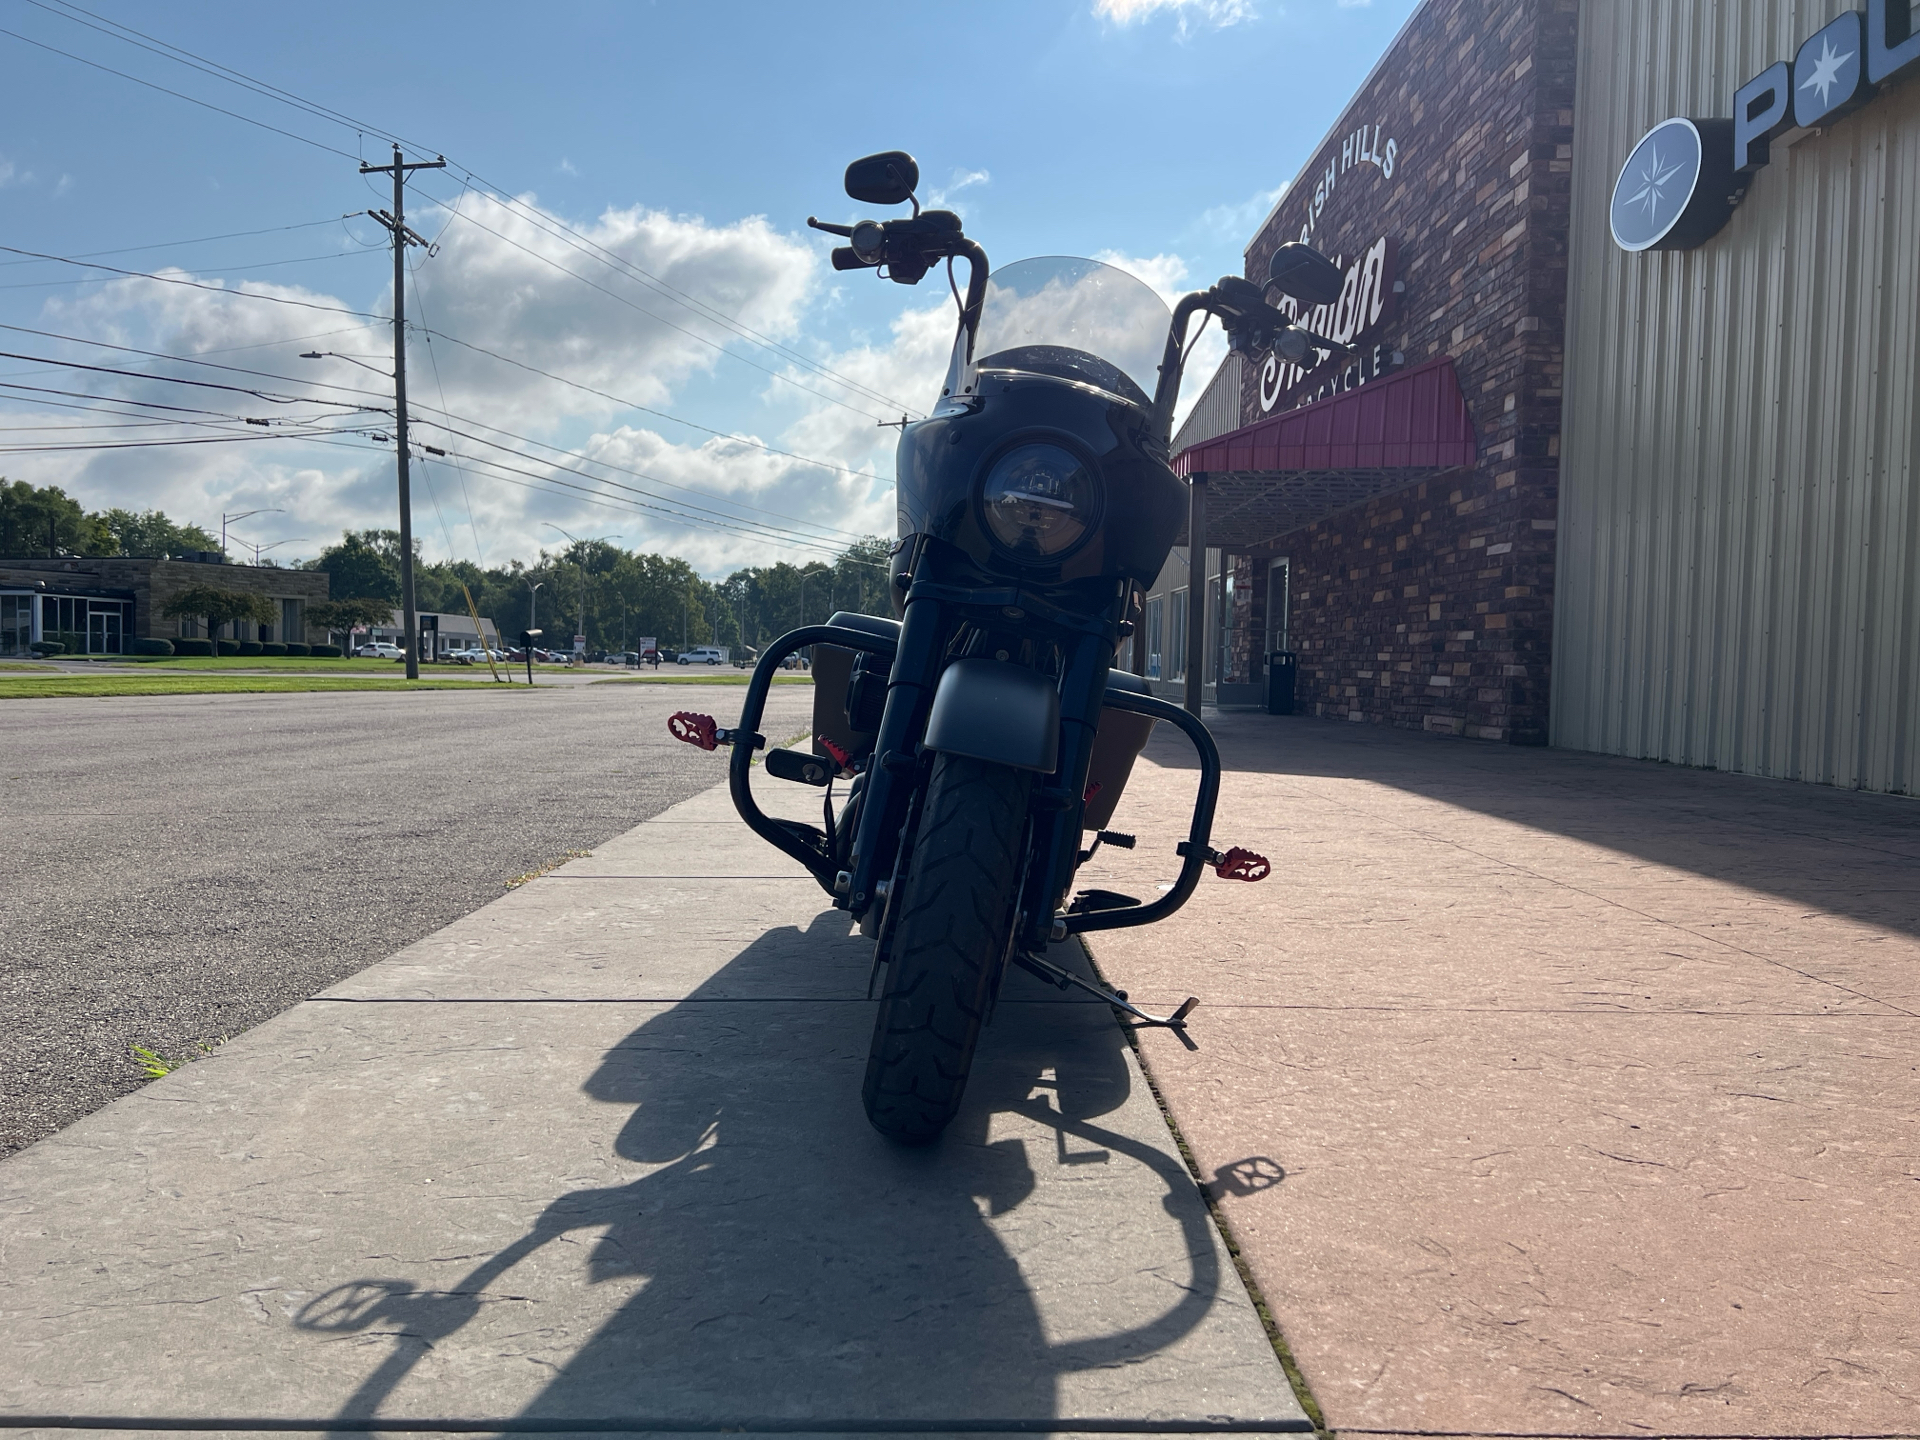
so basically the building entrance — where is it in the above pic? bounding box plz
[88,608,123,655]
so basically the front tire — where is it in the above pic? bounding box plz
[862,752,1031,1144]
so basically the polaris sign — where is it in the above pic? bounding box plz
[1610,0,1920,253]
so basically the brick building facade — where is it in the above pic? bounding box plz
[0,555,330,654]
[1168,0,1579,744]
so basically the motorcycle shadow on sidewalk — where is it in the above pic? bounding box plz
[296,908,1228,1429]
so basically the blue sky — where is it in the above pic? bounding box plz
[0,0,1419,575]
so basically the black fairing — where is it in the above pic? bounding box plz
[895,368,1185,588]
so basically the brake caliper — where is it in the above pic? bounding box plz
[668,712,719,750]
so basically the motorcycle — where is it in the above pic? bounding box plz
[670,151,1349,1144]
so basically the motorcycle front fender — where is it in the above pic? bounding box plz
[923,658,1061,774]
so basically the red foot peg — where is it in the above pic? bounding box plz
[1215,846,1271,882]
[668,712,719,750]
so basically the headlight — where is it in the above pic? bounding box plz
[980,443,1099,559]
[850,220,887,264]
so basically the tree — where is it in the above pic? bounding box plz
[161,586,276,647]
[95,508,219,558]
[308,530,403,601]
[307,597,399,654]
[0,480,107,556]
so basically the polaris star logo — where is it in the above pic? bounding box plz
[1611,0,1920,254]
[1609,119,1710,253]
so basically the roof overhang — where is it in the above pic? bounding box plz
[1170,355,1477,549]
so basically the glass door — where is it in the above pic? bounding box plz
[88,605,124,655]
[1266,558,1290,657]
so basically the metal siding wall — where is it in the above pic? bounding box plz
[1172,353,1246,455]
[1557,0,1920,792]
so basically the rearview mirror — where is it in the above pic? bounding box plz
[1267,242,1344,305]
[844,151,919,206]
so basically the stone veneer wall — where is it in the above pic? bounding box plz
[1236,0,1577,743]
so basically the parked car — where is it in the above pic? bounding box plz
[355,642,404,659]
[678,645,727,665]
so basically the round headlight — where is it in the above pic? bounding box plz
[980,443,1099,559]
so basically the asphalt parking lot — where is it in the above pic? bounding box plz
[0,681,813,1157]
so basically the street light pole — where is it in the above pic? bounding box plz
[526,580,543,637]
[542,524,620,664]
[221,508,283,562]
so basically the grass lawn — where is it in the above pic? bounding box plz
[64,655,427,673]
[592,672,813,686]
[0,660,58,672]
[0,674,503,700]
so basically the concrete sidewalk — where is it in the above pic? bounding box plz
[1080,713,1919,1437]
[0,778,1308,1434]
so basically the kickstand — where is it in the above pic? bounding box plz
[1012,949,1199,1031]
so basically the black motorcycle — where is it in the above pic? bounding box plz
[671,151,1347,1144]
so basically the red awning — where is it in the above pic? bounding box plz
[1174,355,1476,477]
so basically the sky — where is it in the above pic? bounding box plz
[0,0,1420,577]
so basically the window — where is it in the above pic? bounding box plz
[0,594,32,656]
[1144,596,1164,680]
[42,596,85,654]
[1168,587,1189,683]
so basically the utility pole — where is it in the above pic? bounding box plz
[361,145,445,681]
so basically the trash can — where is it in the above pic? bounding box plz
[1266,650,1298,715]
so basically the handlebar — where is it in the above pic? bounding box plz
[1151,280,1354,444]
[811,207,990,349]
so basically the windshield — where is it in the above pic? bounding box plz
[948,257,1171,409]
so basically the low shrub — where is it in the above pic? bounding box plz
[130,638,174,657]
[237,641,264,656]
[260,642,287,657]
[29,640,64,656]
[172,638,214,656]
[216,640,240,656]
[309,643,342,658]
[283,642,311,657]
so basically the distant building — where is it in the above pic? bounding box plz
[365,610,501,658]
[0,554,329,656]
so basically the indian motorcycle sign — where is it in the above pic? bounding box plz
[1259,236,1404,414]
[1255,119,1407,415]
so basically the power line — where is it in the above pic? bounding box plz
[0,25,358,159]
[409,195,894,425]
[0,248,375,293]
[0,215,358,268]
[413,184,922,417]
[8,5,930,423]
[0,321,880,541]
[0,245,386,320]
[420,327,881,481]
[0,348,379,410]
[423,419,870,551]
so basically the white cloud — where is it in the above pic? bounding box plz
[1092,0,1254,29]
[1194,182,1288,245]
[15,192,938,575]
[1092,249,1227,428]
[926,168,990,212]
[0,154,34,188]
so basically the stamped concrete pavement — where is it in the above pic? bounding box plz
[1079,712,1919,1438]
[0,776,1309,1435]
